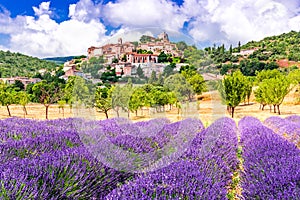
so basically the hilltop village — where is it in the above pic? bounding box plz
[62,32,188,81]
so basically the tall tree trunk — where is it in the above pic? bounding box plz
[116,108,120,118]
[262,104,265,111]
[45,105,49,120]
[6,105,11,117]
[105,111,109,119]
[62,108,64,118]
[135,110,138,116]
[277,105,281,115]
[273,105,276,113]
[23,105,28,115]
[231,107,235,118]
[128,110,130,119]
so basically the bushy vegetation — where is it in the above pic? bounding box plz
[0,50,57,78]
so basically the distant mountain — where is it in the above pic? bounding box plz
[0,50,57,78]
[43,56,75,65]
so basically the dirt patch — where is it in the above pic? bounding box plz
[1,91,299,124]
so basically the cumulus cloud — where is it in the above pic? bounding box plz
[32,1,52,17]
[1,0,300,57]
[0,0,106,58]
[184,0,300,46]
[102,0,187,32]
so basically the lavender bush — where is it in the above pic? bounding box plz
[264,116,300,147]
[239,116,300,199]
[106,117,239,199]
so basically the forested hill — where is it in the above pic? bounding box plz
[238,30,300,62]
[0,50,57,78]
[43,56,75,65]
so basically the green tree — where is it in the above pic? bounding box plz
[243,77,254,104]
[58,100,66,118]
[148,71,157,84]
[164,74,194,101]
[255,69,282,84]
[0,82,15,117]
[219,70,247,117]
[176,41,188,51]
[95,86,112,119]
[17,91,29,117]
[180,69,206,95]
[101,66,119,83]
[257,75,292,114]
[254,85,268,110]
[111,83,133,118]
[163,63,176,77]
[32,81,62,119]
[13,80,25,91]
[158,51,168,63]
[129,87,146,116]
[136,65,145,79]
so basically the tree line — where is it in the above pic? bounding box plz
[219,69,300,117]
[0,65,206,119]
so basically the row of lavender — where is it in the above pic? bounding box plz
[0,118,136,199]
[0,117,240,199]
[1,115,299,199]
[239,116,300,199]
[105,117,239,199]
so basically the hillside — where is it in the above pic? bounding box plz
[0,50,57,78]
[238,30,300,65]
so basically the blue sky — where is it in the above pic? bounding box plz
[0,0,300,58]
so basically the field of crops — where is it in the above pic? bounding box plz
[0,115,299,199]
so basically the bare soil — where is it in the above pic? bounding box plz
[1,91,299,125]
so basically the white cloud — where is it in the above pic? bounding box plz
[0,0,106,58]
[184,0,300,46]
[32,1,52,17]
[68,0,101,22]
[1,0,300,57]
[103,0,187,32]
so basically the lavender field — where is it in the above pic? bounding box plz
[0,116,299,199]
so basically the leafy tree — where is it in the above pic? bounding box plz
[17,91,29,117]
[164,74,194,101]
[180,68,206,95]
[129,87,147,116]
[32,81,62,119]
[219,71,247,117]
[101,66,119,83]
[111,83,133,118]
[163,63,176,77]
[157,73,164,86]
[58,100,66,118]
[243,77,254,104]
[148,71,157,84]
[288,69,300,84]
[95,86,112,119]
[257,75,292,114]
[0,82,16,117]
[176,41,188,51]
[136,65,145,79]
[254,85,268,110]
[158,51,168,63]
[255,69,282,84]
[13,80,25,91]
